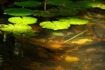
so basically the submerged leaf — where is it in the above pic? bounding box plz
[65,56,79,62]
[71,38,93,45]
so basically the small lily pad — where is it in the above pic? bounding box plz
[69,18,88,25]
[8,17,37,25]
[4,8,34,16]
[99,4,105,9]
[0,24,33,35]
[14,1,41,7]
[59,18,88,25]
[40,21,70,30]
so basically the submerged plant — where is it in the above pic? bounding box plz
[33,8,79,17]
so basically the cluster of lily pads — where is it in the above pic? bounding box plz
[33,0,105,17]
[40,18,88,30]
[46,0,105,9]
[0,0,41,37]
[0,0,105,36]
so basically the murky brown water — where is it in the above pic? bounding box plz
[0,11,105,70]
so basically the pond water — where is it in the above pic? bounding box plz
[0,11,105,70]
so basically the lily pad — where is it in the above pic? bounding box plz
[88,2,101,8]
[40,21,70,30]
[99,4,105,9]
[59,18,88,25]
[4,8,34,16]
[0,24,32,35]
[69,18,88,25]
[8,17,37,25]
[14,1,41,7]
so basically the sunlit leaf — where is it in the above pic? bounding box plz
[8,17,37,25]
[59,18,88,25]
[0,24,36,36]
[99,4,105,9]
[40,21,70,30]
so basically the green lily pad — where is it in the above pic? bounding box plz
[99,4,105,9]
[4,8,34,16]
[40,21,70,30]
[69,18,88,25]
[88,2,101,8]
[0,24,33,35]
[14,1,41,7]
[59,18,88,25]
[8,17,37,25]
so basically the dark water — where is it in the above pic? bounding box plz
[0,11,105,70]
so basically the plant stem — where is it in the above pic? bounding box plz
[64,29,88,43]
[44,0,46,11]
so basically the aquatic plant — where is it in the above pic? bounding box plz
[73,0,102,9]
[46,0,103,9]
[4,8,34,16]
[33,8,78,17]
[1,0,105,35]
[33,0,105,17]
[8,17,37,25]
[39,17,89,30]
[46,0,73,7]
[14,1,41,7]
[0,24,34,35]
[40,21,70,30]
[0,1,40,38]
[2,9,38,36]
[98,4,105,9]
[59,18,89,25]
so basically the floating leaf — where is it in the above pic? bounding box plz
[59,18,88,25]
[69,18,88,25]
[0,24,32,35]
[14,1,41,7]
[88,2,101,8]
[40,21,70,30]
[4,8,34,16]
[0,24,14,33]
[8,17,37,25]
[0,24,37,37]
[99,4,105,9]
